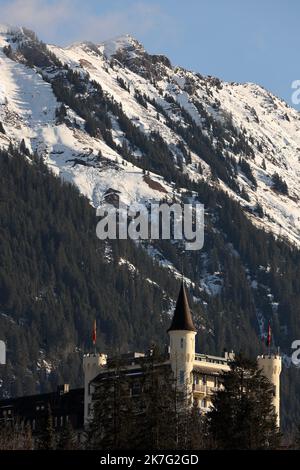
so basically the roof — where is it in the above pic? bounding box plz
[0,387,84,408]
[193,366,224,376]
[91,362,171,386]
[168,282,196,332]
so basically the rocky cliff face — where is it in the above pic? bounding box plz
[1,25,300,431]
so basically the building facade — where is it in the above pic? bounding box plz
[84,282,282,427]
[0,283,281,437]
[0,385,84,436]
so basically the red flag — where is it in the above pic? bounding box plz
[92,319,96,345]
[266,322,271,347]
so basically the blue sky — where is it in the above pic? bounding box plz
[0,0,299,107]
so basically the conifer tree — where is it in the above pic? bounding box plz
[20,138,30,156]
[37,405,56,450]
[207,354,281,449]
[57,420,78,450]
[23,423,34,450]
[186,402,209,450]
[294,424,300,449]
[0,422,33,450]
[86,359,137,450]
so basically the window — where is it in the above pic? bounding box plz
[131,382,141,397]
[180,338,184,349]
[179,370,185,384]
[202,375,207,385]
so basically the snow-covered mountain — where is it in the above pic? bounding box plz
[0,25,300,247]
[3,26,300,430]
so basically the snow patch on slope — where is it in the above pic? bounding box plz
[98,34,143,59]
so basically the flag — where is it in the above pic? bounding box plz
[266,321,271,347]
[92,319,96,345]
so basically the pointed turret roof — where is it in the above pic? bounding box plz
[168,282,196,332]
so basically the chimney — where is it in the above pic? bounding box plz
[57,384,70,395]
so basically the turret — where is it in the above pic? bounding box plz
[83,353,107,425]
[257,354,282,427]
[168,282,196,397]
[0,340,5,365]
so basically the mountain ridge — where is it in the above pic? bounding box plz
[1,26,300,247]
[1,26,300,431]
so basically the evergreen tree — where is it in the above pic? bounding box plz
[272,172,288,195]
[86,348,192,451]
[55,104,67,124]
[86,360,137,450]
[57,421,78,450]
[19,138,30,156]
[186,403,209,450]
[294,423,300,449]
[0,422,33,450]
[207,354,281,449]
[136,352,180,450]
[37,405,56,450]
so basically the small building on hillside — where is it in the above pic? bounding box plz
[0,385,84,436]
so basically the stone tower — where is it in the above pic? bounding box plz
[257,354,282,427]
[83,353,107,425]
[168,282,197,397]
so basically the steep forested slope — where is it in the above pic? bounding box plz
[0,148,183,396]
[1,27,300,433]
[1,147,300,432]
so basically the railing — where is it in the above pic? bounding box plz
[193,383,206,393]
[194,353,228,366]
[193,384,219,395]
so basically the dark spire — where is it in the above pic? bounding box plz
[168,282,196,332]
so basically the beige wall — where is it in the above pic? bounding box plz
[257,355,282,427]
[169,330,196,396]
[83,353,107,425]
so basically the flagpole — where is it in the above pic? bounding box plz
[267,321,271,357]
[92,319,97,356]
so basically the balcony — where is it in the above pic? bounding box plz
[193,384,219,395]
[193,383,206,394]
[194,353,229,366]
